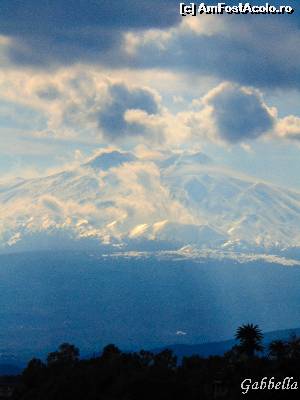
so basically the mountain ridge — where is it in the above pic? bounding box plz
[152,327,300,361]
[1,150,300,254]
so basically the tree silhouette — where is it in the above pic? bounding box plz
[101,344,121,361]
[153,349,177,370]
[287,334,300,359]
[22,358,46,389]
[235,323,263,357]
[268,340,288,360]
[16,328,300,400]
[47,343,80,367]
[138,350,154,367]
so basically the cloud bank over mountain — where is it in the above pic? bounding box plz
[1,149,300,257]
[1,66,299,159]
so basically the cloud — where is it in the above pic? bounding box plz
[1,64,299,154]
[276,115,300,141]
[103,160,194,226]
[0,0,180,66]
[0,1,299,96]
[176,331,187,336]
[0,67,167,145]
[1,0,299,96]
[97,83,161,140]
[126,10,300,90]
[200,83,276,143]
[184,82,300,146]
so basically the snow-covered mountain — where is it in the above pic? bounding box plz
[1,150,300,254]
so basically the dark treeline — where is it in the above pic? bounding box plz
[8,324,300,399]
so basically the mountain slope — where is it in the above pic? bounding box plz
[1,150,300,253]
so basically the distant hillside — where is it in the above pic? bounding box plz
[2,327,300,376]
[153,327,300,360]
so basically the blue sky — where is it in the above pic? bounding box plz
[1,0,300,189]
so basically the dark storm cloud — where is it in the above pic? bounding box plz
[0,0,179,33]
[131,11,300,90]
[1,1,299,91]
[205,84,275,143]
[0,0,180,66]
[98,83,159,139]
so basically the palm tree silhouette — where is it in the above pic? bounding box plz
[235,323,263,357]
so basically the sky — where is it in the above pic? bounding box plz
[1,0,300,190]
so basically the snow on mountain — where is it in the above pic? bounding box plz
[128,221,226,247]
[1,149,300,254]
[162,162,300,249]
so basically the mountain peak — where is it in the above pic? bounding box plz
[159,151,213,169]
[84,151,136,171]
